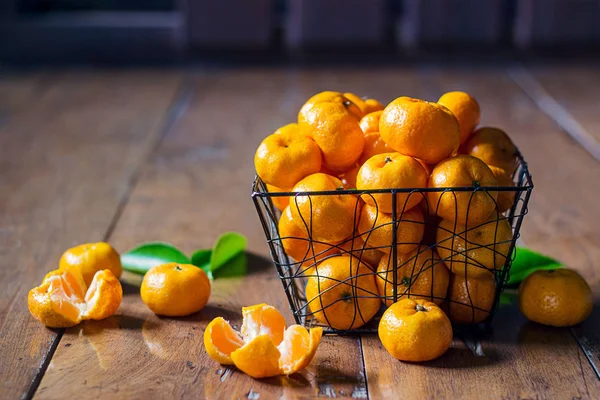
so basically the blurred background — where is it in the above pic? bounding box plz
[1,0,600,64]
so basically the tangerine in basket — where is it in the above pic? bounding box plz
[289,173,359,243]
[340,234,384,270]
[141,263,211,317]
[359,110,383,134]
[519,269,592,327]
[298,91,363,121]
[266,184,289,211]
[306,255,380,330]
[358,133,392,165]
[488,165,516,213]
[463,127,518,173]
[376,246,449,306]
[428,154,498,225]
[379,298,452,362]
[445,272,496,324]
[379,97,460,164]
[338,164,361,190]
[356,152,428,213]
[438,91,481,145]
[254,130,322,190]
[436,212,513,278]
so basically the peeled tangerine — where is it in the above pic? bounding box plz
[28,268,123,328]
[204,303,323,379]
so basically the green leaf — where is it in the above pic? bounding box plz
[210,232,247,273]
[191,249,212,272]
[212,252,247,279]
[121,242,190,275]
[507,247,563,287]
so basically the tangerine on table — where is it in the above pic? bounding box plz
[446,272,496,324]
[357,204,425,255]
[299,102,365,171]
[436,212,513,278]
[356,152,428,214]
[306,255,380,330]
[428,154,498,226]
[438,91,481,145]
[519,269,592,327]
[141,263,211,317]
[59,242,122,287]
[289,173,359,243]
[254,130,322,190]
[463,127,518,173]
[378,298,453,362]
[379,97,460,164]
[376,246,449,306]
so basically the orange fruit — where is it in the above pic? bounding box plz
[266,184,290,211]
[519,269,593,327]
[338,164,361,190]
[299,102,365,171]
[306,255,380,330]
[437,91,481,145]
[340,234,384,269]
[278,205,340,273]
[488,166,516,213]
[274,122,301,135]
[59,242,122,287]
[299,91,363,121]
[204,303,323,378]
[363,98,385,115]
[376,247,449,306]
[356,152,428,213]
[379,97,460,164]
[358,133,392,165]
[379,298,452,362]
[289,173,359,242]
[359,110,383,134]
[428,154,498,225]
[28,268,122,328]
[343,92,368,118]
[357,204,425,255]
[446,273,496,324]
[463,127,518,173]
[436,213,513,278]
[254,131,322,190]
[141,263,211,317]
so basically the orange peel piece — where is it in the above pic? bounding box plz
[204,304,323,378]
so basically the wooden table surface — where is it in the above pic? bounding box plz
[1,65,599,400]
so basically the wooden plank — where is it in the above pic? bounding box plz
[355,67,600,398]
[0,70,182,399]
[36,70,367,399]
[511,65,600,162]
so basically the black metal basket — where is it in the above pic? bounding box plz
[252,154,533,334]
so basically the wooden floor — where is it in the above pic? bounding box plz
[1,65,599,400]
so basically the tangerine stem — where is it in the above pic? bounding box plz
[415,304,427,312]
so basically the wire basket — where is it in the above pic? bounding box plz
[252,154,533,334]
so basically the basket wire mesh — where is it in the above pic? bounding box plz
[252,154,533,334]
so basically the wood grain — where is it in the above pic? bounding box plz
[36,70,367,399]
[0,70,182,399]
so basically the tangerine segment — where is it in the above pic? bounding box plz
[231,335,283,379]
[278,325,323,375]
[204,317,245,365]
[83,270,123,320]
[241,303,287,346]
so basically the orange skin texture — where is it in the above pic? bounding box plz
[379,97,460,164]
[299,91,363,121]
[278,205,340,273]
[359,111,383,134]
[357,152,428,213]
[519,269,593,327]
[363,98,385,115]
[266,184,290,211]
[141,263,211,317]
[488,165,516,213]
[299,102,365,171]
[357,204,425,255]
[379,299,453,362]
[436,212,513,278]
[438,91,481,145]
[376,247,449,306]
[358,133,392,165]
[446,273,496,324]
[255,131,322,190]
[338,164,361,190]
[340,234,384,270]
[428,155,498,226]
[463,127,518,173]
[59,242,122,287]
[274,122,301,135]
[306,255,380,330]
[289,173,360,243]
